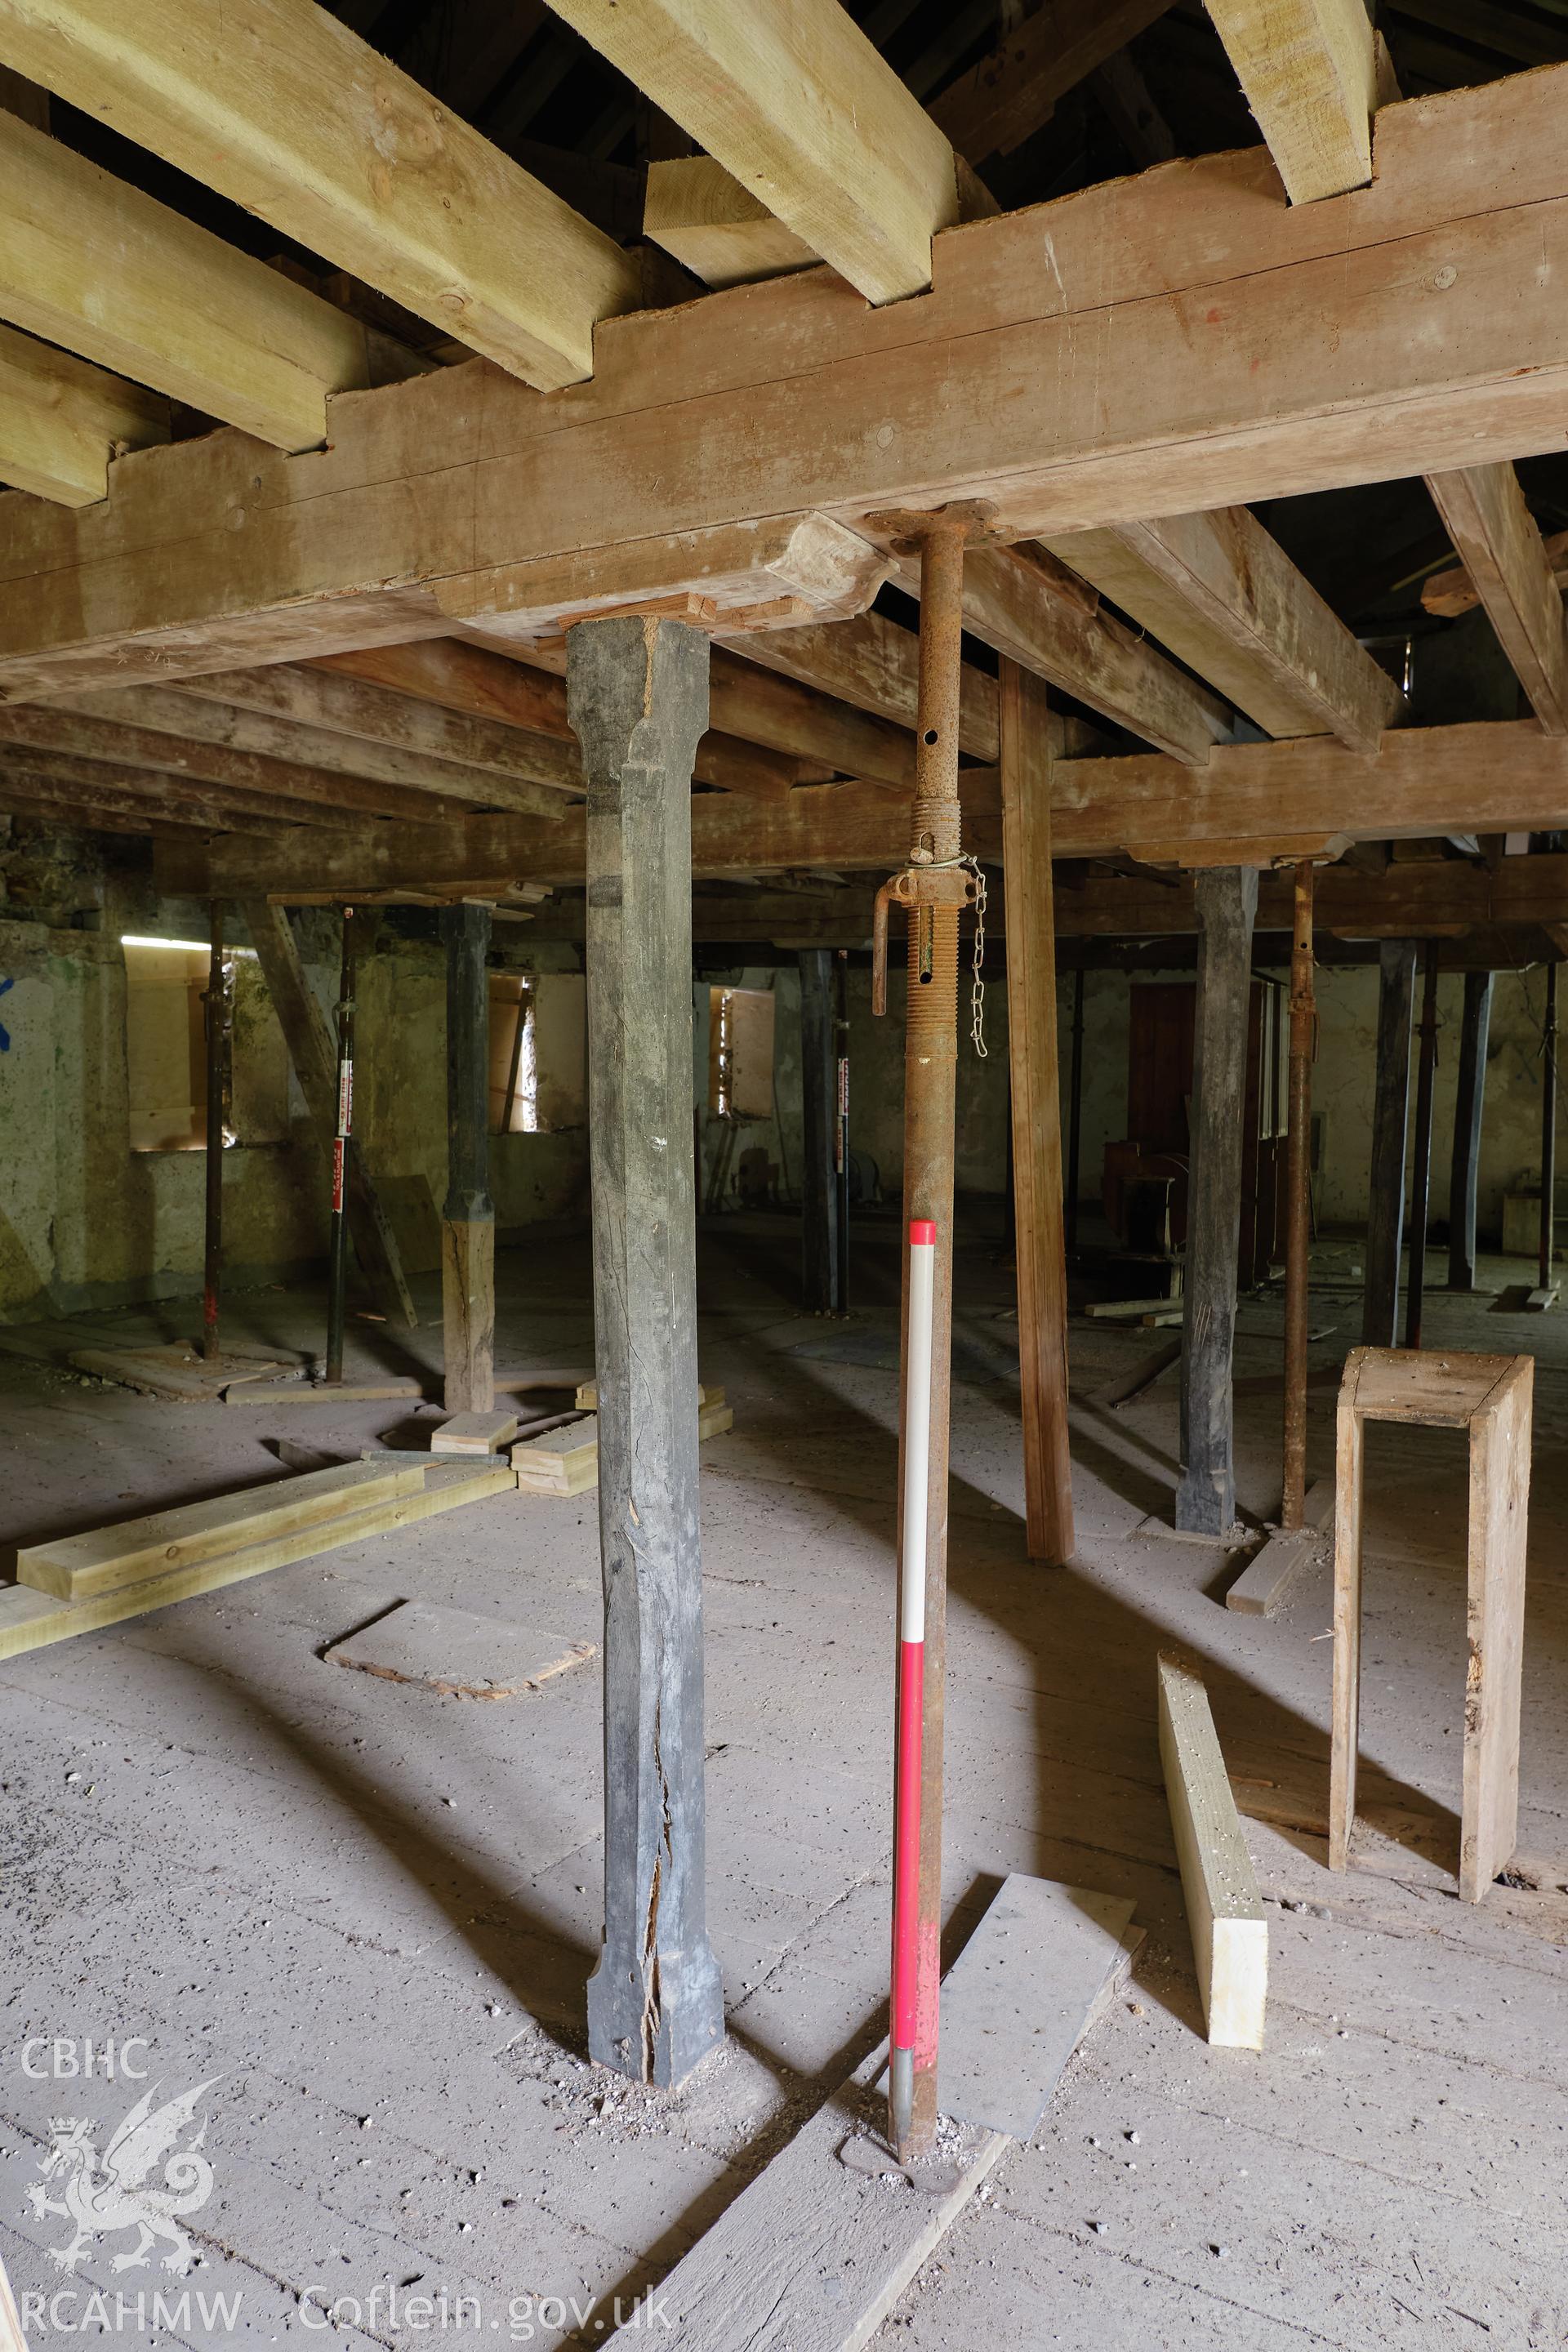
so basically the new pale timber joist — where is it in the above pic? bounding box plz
[644,154,820,290]
[152,720,1568,898]
[0,0,641,390]
[1425,465,1568,736]
[1043,508,1404,751]
[0,106,369,456]
[0,316,166,505]
[8,73,1568,693]
[546,0,964,304]
[1203,0,1376,203]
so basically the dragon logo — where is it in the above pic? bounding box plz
[28,2079,220,2274]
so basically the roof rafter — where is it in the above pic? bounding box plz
[0,316,166,505]
[1425,465,1568,735]
[1201,0,1376,203]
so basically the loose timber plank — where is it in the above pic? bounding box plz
[0,316,166,506]
[514,1402,733,1496]
[549,0,963,305]
[1203,0,1375,204]
[0,106,368,451]
[223,1378,425,1405]
[0,0,640,390]
[325,1601,594,1698]
[13,71,1568,697]
[430,1410,518,1456]
[0,1466,516,1661]
[1043,508,1404,751]
[1426,464,1568,736]
[612,1880,1140,2350]
[1156,1651,1268,2050]
[17,1460,425,1602]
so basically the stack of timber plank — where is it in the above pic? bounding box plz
[514,1395,733,1496]
[0,1457,516,1659]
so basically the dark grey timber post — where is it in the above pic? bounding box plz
[1447,971,1494,1292]
[1362,939,1418,1346]
[1176,866,1257,1537]
[799,948,840,1313]
[568,615,724,2089]
[441,901,495,1414]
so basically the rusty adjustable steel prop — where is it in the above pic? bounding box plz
[865,498,996,2161]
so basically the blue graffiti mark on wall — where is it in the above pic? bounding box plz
[0,973,12,1051]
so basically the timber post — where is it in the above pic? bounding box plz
[1542,959,1559,1294]
[999,658,1074,1566]
[798,947,841,1314]
[568,613,724,2091]
[441,901,497,1414]
[1405,943,1441,1349]
[1281,862,1316,1530]
[200,899,229,1365]
[1362,940,1418,1347]
[1447,971,1494,1292]
[1176,865,1258,1538]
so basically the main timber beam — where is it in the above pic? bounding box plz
[1042,509,1404,751]
[151,720,1568,900]
[546,0,965,304]
[6,74,1568,696]
[0,109,369,456]
[0,0,641,391]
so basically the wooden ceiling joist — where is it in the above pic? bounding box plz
[947,544,1232,764]
[0,109,370,457]
[1043,507,1404,751]
[4,69,1568,699]
[730,612,1000,764]
[0,744,341,830]
[1424,465,1568,735]
[0,0,642,390]
[546,0,965,302]
[643,156,820,291]
[152,719,1568,900]
[0,702,464,826]
[58,684,574,817]
[930,0,1175,163]
[1202,0,1376,203]
[0,316,166,506]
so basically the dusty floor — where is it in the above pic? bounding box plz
[0,1214,1565,2350]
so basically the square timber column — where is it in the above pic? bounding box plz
[568,614,724,2089]
[1362,939,1418,1347]
[441,901,495,1414]
[798,948,841,1314]
[1177,865,1258,1537]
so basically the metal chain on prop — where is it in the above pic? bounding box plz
[920,852,988,1058]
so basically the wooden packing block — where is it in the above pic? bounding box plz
[514,1401,734,1498]
[0,1465,515,1661]
[572,1379,719,1410]
[16,1459,427,1601]
[1157,1652,1267,2051]
[430,1410,519,1456]
[1224,1477,1335,1617]
[325,1601,595,1699]
[1332,1346,1534,1903]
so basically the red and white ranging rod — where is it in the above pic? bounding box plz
[889,1215,937,2154]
